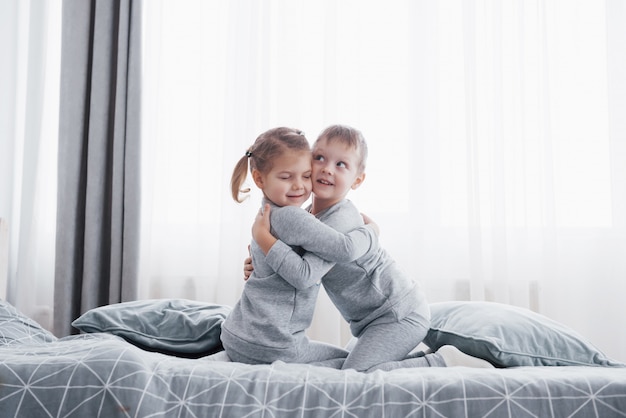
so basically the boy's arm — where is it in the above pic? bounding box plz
[271,205,378,262]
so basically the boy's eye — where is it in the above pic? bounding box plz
[313,155,324,162]
[337,161,347,168]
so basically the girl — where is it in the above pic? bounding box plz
[220,127,379,365]
[252,125,494,372]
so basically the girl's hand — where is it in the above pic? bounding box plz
[252,204,277,255]
[361,212,380,236]
[252,204,272,239]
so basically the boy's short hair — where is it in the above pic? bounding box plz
[314,125,368,173]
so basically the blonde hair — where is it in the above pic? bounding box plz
[231,127,309,202]
[314,124,368,173]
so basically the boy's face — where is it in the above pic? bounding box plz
[252,149,312,207]
[311,137,365,208]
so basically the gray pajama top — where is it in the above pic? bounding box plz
[267,199,430,338]
[220,199,377,364]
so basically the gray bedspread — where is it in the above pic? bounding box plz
[2,332,626,417]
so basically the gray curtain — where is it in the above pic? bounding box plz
[54,0,142,337]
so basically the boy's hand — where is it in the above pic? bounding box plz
[361,212,380,236]
[243,245,253,280]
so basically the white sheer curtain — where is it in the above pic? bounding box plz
[140,0,626,362]
[0,0,61,330]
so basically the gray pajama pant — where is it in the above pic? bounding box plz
[226,339,349,365]
[314,311,445,372]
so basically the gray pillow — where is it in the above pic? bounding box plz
[72,298,231,358]
[0,299,57,346]
[424,301,625,368]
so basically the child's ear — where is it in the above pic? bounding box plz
[252,169,264,188]
[351,172,366,190]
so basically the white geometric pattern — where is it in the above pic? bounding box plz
[2,299,626,418]
[0,301,56,346]
[2,333,626,418]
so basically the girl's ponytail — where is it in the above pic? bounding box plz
[230,151,252,202]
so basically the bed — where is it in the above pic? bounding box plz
[1,298,625,418]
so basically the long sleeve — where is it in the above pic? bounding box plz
[263,200,377,287]
[265,240,335,289]
[270,205,377,262]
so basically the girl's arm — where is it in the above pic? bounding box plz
[252,206,277,254]
[252,204,378,286]
[265,240,336,289]
[252,205,336,289]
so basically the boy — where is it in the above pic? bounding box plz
[252,125,493,371]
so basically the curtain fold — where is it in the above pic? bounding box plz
[0,0,61,330]
[606,0,626,228]
[54,0,141,337]
[139,1,626,363]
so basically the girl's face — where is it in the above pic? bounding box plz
[252,149,312,207]
[311,138,365,211]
